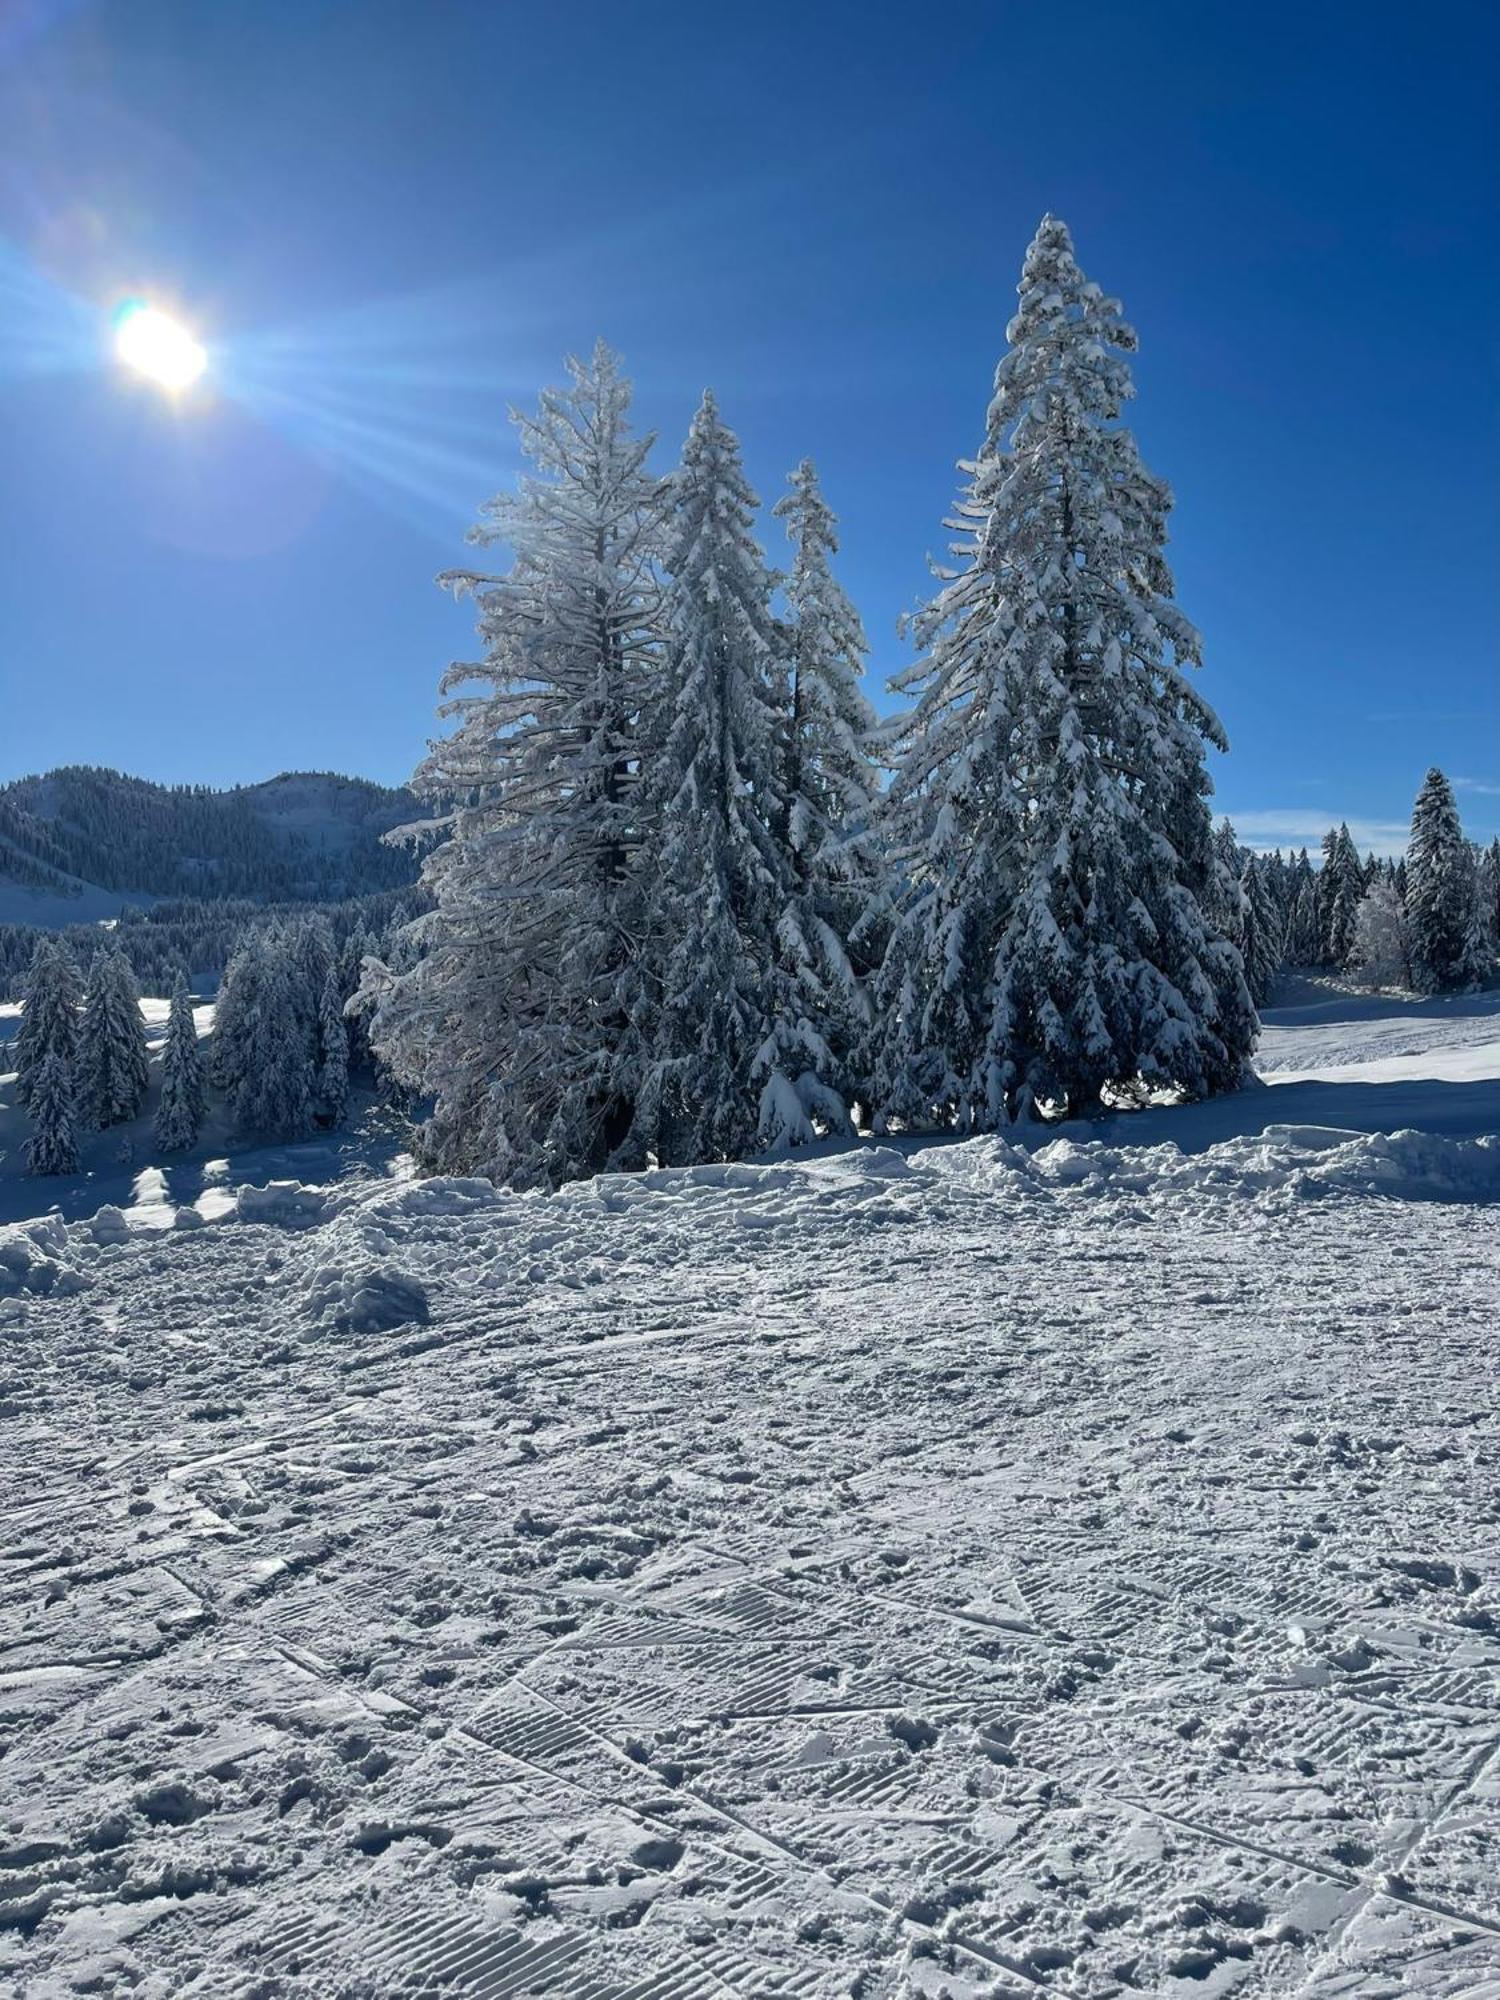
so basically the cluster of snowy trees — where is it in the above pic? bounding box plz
[211,917,372,1140]
[0,889,416,1002]
[13,941,169,1175]
[1218,768,1497,998]
[11,913,387,1174]
[364,215,1261,1189]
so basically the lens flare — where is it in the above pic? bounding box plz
[114,301,207,392]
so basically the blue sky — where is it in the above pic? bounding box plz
[1,0,1495,854]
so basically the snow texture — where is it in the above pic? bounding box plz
[1,989,1498,1995]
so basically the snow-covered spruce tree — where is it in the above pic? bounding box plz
[1349,876,1409,989]
[153,973,206,1152]
[1210,820,1249,954]
[316,965,349,1126]
[1478,838,1500,955]
[78,946,150,1128]
[625,391,814,1161]
[214,929,315,1139]
[1319,824,1363,968]
[768,457,884,1124]
[1284,849,1320,967]
[364,342,666,1188]
[14,936,82,1111]
[1240,855,1285,1007]
[874,214,1254,1126]
[25,1047,79,1176]
[1406,768,1485,993]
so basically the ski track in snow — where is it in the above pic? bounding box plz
[1,1004,1498,1996]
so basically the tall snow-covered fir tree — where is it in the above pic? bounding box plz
[1319,824,1363,968]
[364,342,666,1188]
[25,1047,79,1176]
[154,973,206,1152]
[767,457,884,1124]
[78,946,150,1129]
[14,936,82,1112]
[1240,855,1286,1006]
[625,391,812,1162]
[1406,767,1484,994]
[873,214,1254,1126]
[1478,838,1500,955]
[1284,849,1321,967]
[316,966,349,1126]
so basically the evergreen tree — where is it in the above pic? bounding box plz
[214,930,315,1138]
[78,946,150,1128]
[874,214,1254,1126]
[1477,838,1500,956]
[1349,877,1409,989]
[767,458,884,1126]
[365,342,666,1187]
[1240,854,1285,1006]
[316,966,350,1125]
[25,1047,79,1176]
[1406,768,1485,993]
[154,973,206,1152]
[1210,821,1249,956]
[14,936,82,1111]
[1319,824,1362,967]
[626,390,805,1162]
[1284,849,1320,967]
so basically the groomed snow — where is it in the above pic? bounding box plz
[1,990,1497,1996]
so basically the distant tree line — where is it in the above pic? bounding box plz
[0,888,419,1001]
[1214,767,1497,997]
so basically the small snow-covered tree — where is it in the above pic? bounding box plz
[154,973,206,1152]
[365,341,666,1187]
[874,213,1254,1126]
[1349,877,1409,989]
[627,390,806,1162]
[25,1047,79,1176]
[767,457,883,1126]
[1406,768,1485,993]
[14,936,82,1111]
[78,946,150,1128]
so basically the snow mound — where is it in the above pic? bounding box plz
[303,1261,430,1335]
[0,1214,87,1297]
[88,1205,133,1245]
[233,1180,339,1228]
[378,1175,505,1218]
[916,1125,1500,1207]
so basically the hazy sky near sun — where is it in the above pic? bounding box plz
[0,0,1495,851]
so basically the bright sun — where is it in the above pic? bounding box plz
[114,302,208,393]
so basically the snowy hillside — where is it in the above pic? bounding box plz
[0,766,422,923]
[1,988,1496,1996]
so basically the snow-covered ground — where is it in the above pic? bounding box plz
[2,989,1498,1996]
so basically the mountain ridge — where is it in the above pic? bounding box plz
[0,765,424,917]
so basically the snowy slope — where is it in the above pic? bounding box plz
[1,993,1497,1996]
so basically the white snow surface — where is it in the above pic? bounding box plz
[2,989,1498,1996]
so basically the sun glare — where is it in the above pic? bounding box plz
[114,302,207,393]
